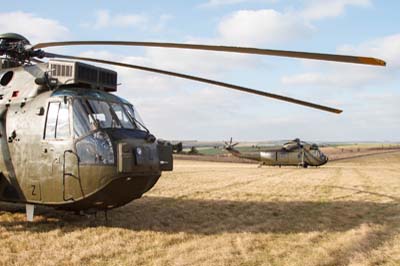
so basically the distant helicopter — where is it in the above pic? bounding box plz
[0,32,385,221]
[224,138,328,168]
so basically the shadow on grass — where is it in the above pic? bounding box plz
[0,197,399,235]
[327,186,400,201]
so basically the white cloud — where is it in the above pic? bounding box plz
[216,9,314,46]
[76,50,266,139]
[0,11,69,43]
[281,33,400,88]
[77,50,179,93]
[77,2,374,85]
[144,46,258,77]
[281,66,387,88]
[200,0,276,8]
[338,34,400,69]
[91,10,148,29]
[77,48,259,101]
[207,1,372,46]
[301,0,371,21]
[275,33,400,142]
[84,10,172,32]
[79,44,258,80]
[74,39,399,141]
[67,3,398,141]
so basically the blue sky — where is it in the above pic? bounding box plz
[1,0,399,141]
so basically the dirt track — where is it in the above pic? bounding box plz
[0,151,399,265]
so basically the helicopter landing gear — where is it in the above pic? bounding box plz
[258,162,263,168]
[104,210,109,222]
[26,204,35,222]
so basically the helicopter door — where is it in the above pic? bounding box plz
[42,100,81,202]
[277,151,290,165]
[63,150,82,201]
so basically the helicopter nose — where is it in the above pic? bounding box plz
[319,153,328,165]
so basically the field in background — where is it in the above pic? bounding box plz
[0,152,399,265]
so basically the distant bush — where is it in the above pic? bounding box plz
[188,147,199,155]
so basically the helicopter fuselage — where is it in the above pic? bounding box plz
[0,61,173,211]
[226,144,328,167]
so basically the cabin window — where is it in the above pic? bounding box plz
[44,101,71,139]
[57,102,70,139]
[76,132,114,164]
[73,99,92,137]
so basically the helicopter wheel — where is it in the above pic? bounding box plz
[303,163,309,168]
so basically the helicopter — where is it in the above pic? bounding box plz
[224,138,328,168]
[0,32,385,221]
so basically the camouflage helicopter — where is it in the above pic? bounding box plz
[0,32,385,221]
[224,138,328,168]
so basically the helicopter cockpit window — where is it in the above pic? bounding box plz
[110,103,135,129]
[123,104,146,131]
[72,98,146,134]
[87,99,121,129]
[310,144,319,150]
[44,101,70,140]
[73,99,92,137]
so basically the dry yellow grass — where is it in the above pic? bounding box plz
[0,152,399,266]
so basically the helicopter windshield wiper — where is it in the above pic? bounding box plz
[127,110,150,133]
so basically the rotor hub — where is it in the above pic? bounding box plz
[0,33,36,64]
[0,33,30,44]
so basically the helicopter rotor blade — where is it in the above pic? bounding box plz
[44,52,343,114]
[33,41,386,66]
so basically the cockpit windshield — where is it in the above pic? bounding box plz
[72,97,146,137]
[310,144,319,150]
[110,103,133,129]
[87,99,120,129]
[123,104,146,131]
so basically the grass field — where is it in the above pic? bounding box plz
[0,152,399,265]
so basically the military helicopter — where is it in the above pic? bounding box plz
[224,138,328,168]
[0,32,385,221]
